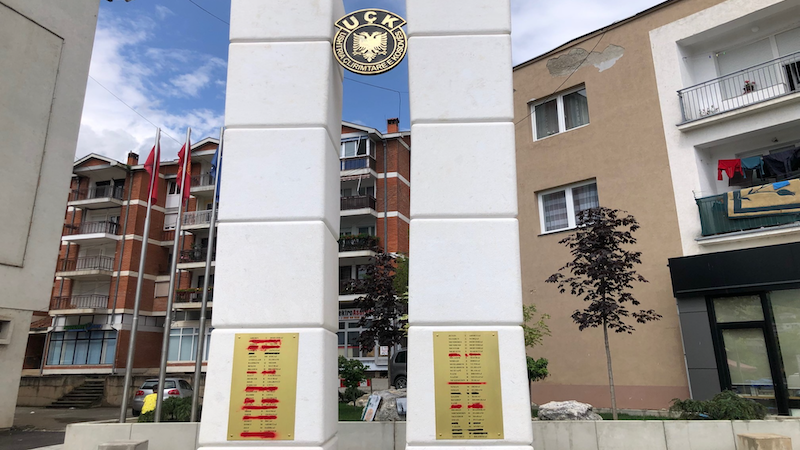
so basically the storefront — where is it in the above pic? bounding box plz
[670,242,800,415]
[338,307,388,372]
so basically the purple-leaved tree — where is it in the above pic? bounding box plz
[546,207,661,420]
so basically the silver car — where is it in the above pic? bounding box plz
[390,349,407,389]
[131,378,193,416]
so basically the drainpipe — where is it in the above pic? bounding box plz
[382,139,388,251]
[110,166,135,374]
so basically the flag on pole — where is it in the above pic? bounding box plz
[143,137,161,203]
[176,140,192,201]
[210,145,221,201]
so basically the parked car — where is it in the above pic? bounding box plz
[390,349,407,389]
[131,378,193,416]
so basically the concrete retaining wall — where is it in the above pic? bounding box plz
[64,419,800,450]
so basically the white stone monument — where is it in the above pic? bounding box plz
[405,1,533,449]
[197,1,343,449]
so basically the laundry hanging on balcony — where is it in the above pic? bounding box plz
[717,159,744,180]
[762,148,800,178]
[740,156,766,179]
[727,178,800,219]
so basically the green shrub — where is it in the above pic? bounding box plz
[526,356,549,382]
[670,391,767,420]
[338,355,366,404]
[137,397,200,423]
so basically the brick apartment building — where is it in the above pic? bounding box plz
[21,120,410,391]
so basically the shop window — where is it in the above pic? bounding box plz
[531,86,589,140]
[538,180,598,233]
[46,330,117,365]
[168,327,211,361]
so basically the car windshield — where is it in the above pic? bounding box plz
[141,380,176,390]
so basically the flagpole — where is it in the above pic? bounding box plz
[155,127,191,421]
[191,127,224,421]
[119,127,160,423]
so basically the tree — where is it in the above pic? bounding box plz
[354,252,407,387]
[338,356,367,404]
[545,207,661,420]
[522,304,550,383]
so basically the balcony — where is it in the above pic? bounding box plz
[50,294,109,310]
[341,195,377,215]
[190,173,215,196]
[68,185,125,209]
[340,155,376,173]
[56,256,115,278]
[177,247,215,269]
[183,210,216,230]
[678,51,800,123]
[339,279,366,296]
[696,194,800,237]
[175,288,213,307]
[62,221,121,244]
[338,235,379,257]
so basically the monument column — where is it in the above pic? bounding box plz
[405,1,533,450]
[197,1,343,449]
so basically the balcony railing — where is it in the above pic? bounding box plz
[339,279,367,295]
[191,173,215,188]
[696,194,800,237]
[176,288,213,303]
[50,294,109,310]
[338,235,379,252]
[341,195,377,211]
[70,185,125,202]
[183,210,215,226]
[678,51,800,123]
[57,256,115,272]
[180,247,215,264]
[340,155,376,171]
[64,221,120,236]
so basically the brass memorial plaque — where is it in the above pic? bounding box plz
[433,331,504,440]
[227,333,299,441]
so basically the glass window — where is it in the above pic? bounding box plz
[532,86,589,140]
[46,329,117,366]
[538,181,598,233]
[395,351,407,364]
[722,328,776,410]
[714,296,764,323]
[770,290,800,398]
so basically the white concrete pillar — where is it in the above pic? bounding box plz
[405,1,533,449]
[197,1,343,449]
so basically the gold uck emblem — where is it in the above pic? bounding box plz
[333,9,407,76]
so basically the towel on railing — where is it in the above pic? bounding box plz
[727,178,800,218]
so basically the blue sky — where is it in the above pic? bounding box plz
[78,0,664,162]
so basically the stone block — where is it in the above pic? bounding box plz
[218,128,340,234]
[737,433,792,450]
[406,0,510,36]
[98,441,148,450]
[595,421,667,450]
[532,421,599,450]
[230,0,344,42]
[406,446,532,450]
[225,41,342,139]
[738,433,793,450]
[408,219,522,325]
[198,328,337,447]
[410,123,517,218]
[733,420,800,448]
[63,423,132,450]
[212,222,337,331]
[338,422,394,450]
[405,326,532,446]
[130,423,198,450]
[408,35,513,124]
[663,421,735,450]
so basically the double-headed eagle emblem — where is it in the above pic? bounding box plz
[333,9,408,76]
[353,31,388,63]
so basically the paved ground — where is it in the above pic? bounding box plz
[0,407,124,450]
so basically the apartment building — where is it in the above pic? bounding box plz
[514,0,800,415]
[23,120,410,386]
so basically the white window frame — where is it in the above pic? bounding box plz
[340,136,372,158]
[530,85,590,141]
[537,179,598,235]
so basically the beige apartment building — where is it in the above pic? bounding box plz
[515,0,800,414]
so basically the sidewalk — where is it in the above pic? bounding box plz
[2,407,124,450]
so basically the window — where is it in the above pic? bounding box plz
[168,327,211,361]
[538,181,598,233]
[341,137,371,158]
[531,86,589,140]
[167,181,178,195]
[46,330,117,365]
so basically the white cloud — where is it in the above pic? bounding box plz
[170,58,227,97]
[510,0,662,65]
[155,5,174,21]
[77,14,225,162]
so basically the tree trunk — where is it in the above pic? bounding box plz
[602,317,618,420]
